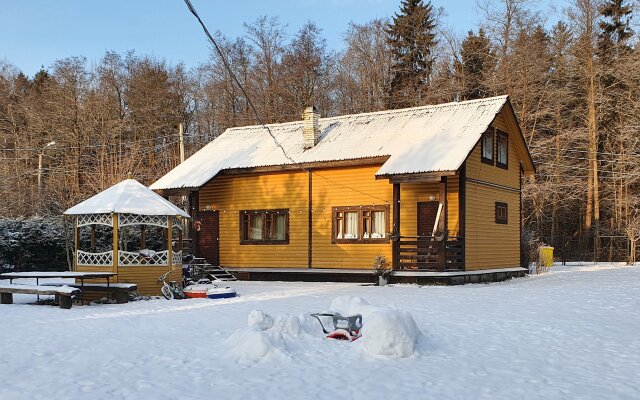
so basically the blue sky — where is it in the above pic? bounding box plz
[2,0,560,77]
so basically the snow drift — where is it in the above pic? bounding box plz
[227,310,287,363]
[228,296,422,362]
[330,296,422,358]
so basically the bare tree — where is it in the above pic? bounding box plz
[335,19,392,113]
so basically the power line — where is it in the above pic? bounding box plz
[0,132,211,152]
[182,0,389,203]
[530,146,640,158]
[183,0,296,165]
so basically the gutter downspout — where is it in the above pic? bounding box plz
[308,169,313,269]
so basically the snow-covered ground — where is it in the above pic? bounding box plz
[1,263,639,400]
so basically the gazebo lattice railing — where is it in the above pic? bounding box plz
[73,213,184,269]
[118,213,167,229]
[77,250,114,266]
[77,213,113,228]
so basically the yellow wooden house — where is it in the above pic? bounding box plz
[151,96,535,284]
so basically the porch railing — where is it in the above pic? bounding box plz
[397,236,464,271]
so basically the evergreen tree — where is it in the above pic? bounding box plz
[385,0,437,109]
[31,68,51,94]
[598,0,633,56]
[457,29,493,100]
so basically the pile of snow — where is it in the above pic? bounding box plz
[228,296,422,362]
[227,310,303,363]
[330,296,422,358]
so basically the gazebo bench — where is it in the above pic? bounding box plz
[46,282,138,304]
[0,283,80,309]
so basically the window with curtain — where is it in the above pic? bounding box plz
[248,214,263,240]
[240,209,289,244]
[481,128,494,165]
[333,206,389,243]
[496,130,508,169]
[344,212,358,239]
[372,211,386,238]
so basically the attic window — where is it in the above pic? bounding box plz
[481,128,494,165]
[496,130,508,169]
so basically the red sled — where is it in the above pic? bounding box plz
[311,313,363,342]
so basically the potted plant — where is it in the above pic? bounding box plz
[433,228,446,242]
[372,255,392,286]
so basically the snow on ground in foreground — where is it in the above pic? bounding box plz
[227,296,422,362]
[1,263,640,400]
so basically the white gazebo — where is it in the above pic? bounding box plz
[64,178,190,295]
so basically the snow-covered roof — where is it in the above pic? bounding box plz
[151,96,511,190]
[64,179,190,217]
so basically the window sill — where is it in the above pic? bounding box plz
[496,162,508,170]
[481,157,494,166]
[240,240,289,245]
[332,238,390,244]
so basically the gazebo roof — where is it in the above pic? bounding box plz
[64,179,190,218]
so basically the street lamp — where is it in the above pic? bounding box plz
[37,141,56,216]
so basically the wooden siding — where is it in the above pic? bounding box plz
[200,171,309,268]
[465,110,520,187]
[465,108,522,270]
[311,165,392,269]
[199,164,460,270]
[118,266,181,296]
[76,265,180,296]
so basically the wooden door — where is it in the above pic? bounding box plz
[197,210,220,266]
[416,201,440,268]
[417,201,440,238]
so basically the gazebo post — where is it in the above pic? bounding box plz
[90,224,96,252]
[167,215,173,271]
[73,217,79,272]
[140,225,146,249]
[178,217,183,253]
[113,213,119,276]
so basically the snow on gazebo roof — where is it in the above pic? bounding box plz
[64,179,190,218]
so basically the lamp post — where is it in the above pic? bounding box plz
[36,141,56,217]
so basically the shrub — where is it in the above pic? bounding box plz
[0,217,71,272]
[372,255,391,278]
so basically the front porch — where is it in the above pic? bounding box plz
[397,235,464,271]
[224,266,527,284]
[388,171,465,272]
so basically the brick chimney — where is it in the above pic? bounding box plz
[302,106,320,149]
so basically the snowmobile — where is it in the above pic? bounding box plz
[310,313,362,341]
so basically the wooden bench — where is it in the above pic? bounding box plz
[46,282,138,304]
[0,283,80,309]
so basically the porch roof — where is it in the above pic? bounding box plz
[150,96,516,190]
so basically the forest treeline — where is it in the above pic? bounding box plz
[2,0,640,260]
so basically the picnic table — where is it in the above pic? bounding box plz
[0,271,117,306]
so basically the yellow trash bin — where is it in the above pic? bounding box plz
[539,246,554,268]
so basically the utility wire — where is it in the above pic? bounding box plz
[183,0,295,165]
[0,133,209,152]
[182,0,389,203]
